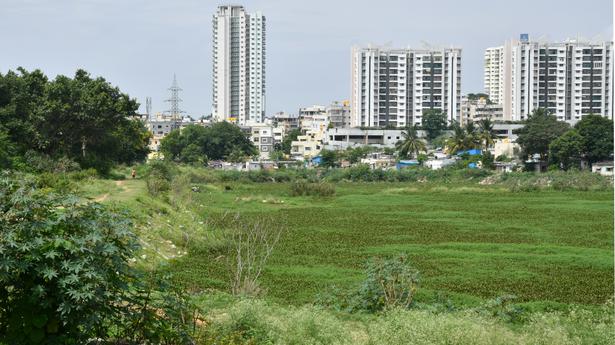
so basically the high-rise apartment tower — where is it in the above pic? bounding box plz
[351,45,462,128]
[485,35,613,123]
[212,5,266,125]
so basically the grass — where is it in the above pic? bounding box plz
[139,176,612,311]
[73,166,614,343]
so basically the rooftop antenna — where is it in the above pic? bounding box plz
[164,74,185,124]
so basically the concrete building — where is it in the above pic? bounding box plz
[249,124,285,160]
[460,96,504,123]
[272,112,300,131]
[212,5,266,125]
[290,109,330,161]
[485,35,614,124]
[327,100,351,128]
[351,45,462,128]
[323,128,407,150]
[591,161,614,176]
[146,113,182,152]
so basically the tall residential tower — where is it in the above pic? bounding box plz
[212,5,266,125]
[484,35,613,123]
[351,45,462,128]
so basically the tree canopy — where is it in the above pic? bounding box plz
[0,68,150,173]
[549,129,583,170]
[421,109,448,141]
[514,109,570,160]
[160,122,257,163]
[574,115,614,164]
[396,126,426,159]
[281,129,301,154]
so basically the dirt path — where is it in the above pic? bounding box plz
[93,180,131,203]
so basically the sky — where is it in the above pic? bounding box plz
[1,0,612,117]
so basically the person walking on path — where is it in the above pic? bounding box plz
[131,168,136,179]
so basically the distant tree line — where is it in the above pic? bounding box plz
[0,68,151,173]
[515,109,613,170]
[160,122,257,164]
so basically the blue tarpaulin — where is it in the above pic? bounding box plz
[396,160,420,169]
[456,149,482,156]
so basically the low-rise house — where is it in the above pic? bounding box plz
[492,138,521,159]
[425,158,457,170]
[494,162,517,173]
[360,152,396,169]
[323,128,413,150]
[591,161,614,176]
[250,124,285,160]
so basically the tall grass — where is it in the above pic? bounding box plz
[289,180,336,197]
[199,298,614,345]
[494,170,613,192]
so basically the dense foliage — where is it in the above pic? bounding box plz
[421,109,448,141]
[0,68,150,173]
[549,129,583,170]
[0,175,198,344]
[160,122,256,164]
[573,114,614,164]
[279,128,301,155]
[514,109,570,160]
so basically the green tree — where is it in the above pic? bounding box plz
[0,176,198,344]
[446,123,467,154]
[160,122,256,163]
[421,109,448,141]
[549,129,583,170]
[396,126,426,159]
[478,118,496,150]
[227,147,249,163]
[514,108,570,160]
[281,129,301,154]
[0,68,150,173]
[269,149,285,162]
[319,149,338,168]
[574,115,614,165]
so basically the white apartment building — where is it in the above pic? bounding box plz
[485,35,614,123]
[249,124,284,160]
[212,5,266,125]
[484,47,505,105]
[290,111,330,161]
[327,100,351,128]
[351,45,462,128]
[460,96,504,123]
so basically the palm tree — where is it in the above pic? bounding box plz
[463,122,480,150]
[445,123,466,154]
[396,126,426,159]
[477,118,496,150]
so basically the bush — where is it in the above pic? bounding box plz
[289,180,336,197]
[23,151,81,173]
[35,172,75,194]
[496,170,613,192]
[317,255,420,313]
[0,176,199,344]
[147,176,171,196]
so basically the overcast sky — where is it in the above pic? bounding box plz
[1,0,612,117]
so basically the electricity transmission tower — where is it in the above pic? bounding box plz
[164,74,184,125]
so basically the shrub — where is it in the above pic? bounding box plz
[289,180,336,197]
[147,176,171,196]
[0,176,199,344]
[496,170,612,192]
[317,255,420,313]
[34,172,75,194]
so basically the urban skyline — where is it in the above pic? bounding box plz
[0,0,611,117]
